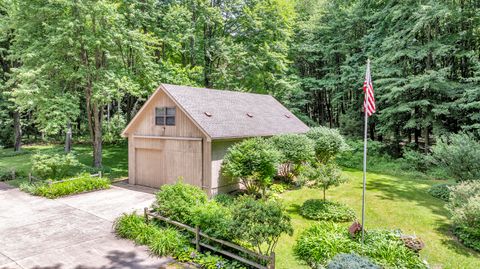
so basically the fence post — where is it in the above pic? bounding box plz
[195,226,201,251]
[144,207,149,224]
[99,171,102,178]
[269,252,275,269]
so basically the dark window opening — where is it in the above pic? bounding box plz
[155,107,176,126]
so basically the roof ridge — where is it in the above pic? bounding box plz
[161,83,276,98]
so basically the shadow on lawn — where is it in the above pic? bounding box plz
[434,222,480,259]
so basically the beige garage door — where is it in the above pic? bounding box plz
[135,139,203,188]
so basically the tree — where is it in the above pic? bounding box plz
[306,126,349,163]
[270,133,315,180]
[303,162,345,201]
[222,137,281,196]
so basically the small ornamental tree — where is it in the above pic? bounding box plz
[270,134,315,180]
[303,162,345,200]
[306,127,349,163]
[231,196,293,255]
[222,137,281,196]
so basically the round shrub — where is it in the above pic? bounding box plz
[300,199,356,222]
[191,201,233,240]
[306,127,349,163]
[432,133,480,182]
[270,183,287,194]
[32,153,80,180]
[270,134,315,179]
[222,137,281,196]
[154,181,208,225]
[447,181,480,251]
[427,183,452,201]
[327,253,380,269]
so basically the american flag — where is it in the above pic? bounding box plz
[363,60,376,116]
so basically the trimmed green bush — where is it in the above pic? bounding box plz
[20,173,110,198]
[447,181,480,251]
[294,222,427,269]
[191,201,233,240]
[427,184,452,201]
[327,253,380,269]
[154,181,208,225]
[306,127,349,163]
[222,137,281,196]
[432,133,480,182]
[300,199,356,222]
[270,134,315,180]
[32,153,80,180]
[232,196,293,255]
[213,193,236,207]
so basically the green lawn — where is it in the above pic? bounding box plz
[276,168,480,269]
[2,144,479,268]
[0,144,128,184]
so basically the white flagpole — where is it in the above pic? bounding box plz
[361,59,370,244]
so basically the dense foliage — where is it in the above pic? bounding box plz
[31,153,80,180]
[306,127,349,163]
[432,133,480,182]
[300,199,356,222]
[427,184,452,201]
[231,196,293,255]
[222,137,281,196]
[154,181,208,224]
[446,181,480,251]
[327,253,380,269]
[20,173,110,198]
[294,222,427,269]
[270,134,315,180]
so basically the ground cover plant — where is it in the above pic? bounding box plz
[427,184,452,201]
[326,253,380,269]
[294,221,427,269]
[300,199,355,222]
[19,173,110,198]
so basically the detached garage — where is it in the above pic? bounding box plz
[122,84,309,195]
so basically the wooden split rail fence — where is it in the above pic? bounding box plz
[144,208,275,269]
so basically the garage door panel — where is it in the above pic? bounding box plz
[135,139,202,189]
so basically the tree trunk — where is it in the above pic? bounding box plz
[323,187,326,201]
[65,122,72,153]
[423,127,430,154]
[92,103,103,168]
[13,111,21,152]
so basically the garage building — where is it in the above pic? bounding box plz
[121,84,309,195]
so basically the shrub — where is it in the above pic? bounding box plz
[427,183,452,201]
[113,213,187,256]
[327,253,380,269]
[300,199,356,222]
[270,134,315,180]
[294,222,427,269]
[20,173,110,198]
[306,127,349,163]
[231,196,293,255]
[302,162,346,200]
[154,181,208,225]
[191,201,233,240]
[269,183,287,194]
[447,181,480,251]
[213,193,236,207]
[222,137,281,196]
[32,153,80,180]
[432,133,480,182]
[402,149,433,173]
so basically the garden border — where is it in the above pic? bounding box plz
[144,208,275,269]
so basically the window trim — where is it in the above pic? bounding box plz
[155,106,176,126]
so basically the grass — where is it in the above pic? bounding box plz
[0,144,127,186]
[276,168,480,269]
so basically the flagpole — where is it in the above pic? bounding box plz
[361,59,370,245]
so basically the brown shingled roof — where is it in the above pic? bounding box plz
[161,84,309,139]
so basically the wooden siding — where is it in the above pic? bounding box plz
[127,90,204,138]
[210,139,241,195]
[126,89,211,193]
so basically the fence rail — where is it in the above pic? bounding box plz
[144,208,275,269]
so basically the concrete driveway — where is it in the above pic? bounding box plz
[0,181,176,269]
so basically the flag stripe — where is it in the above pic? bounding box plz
[363,61,376,116]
